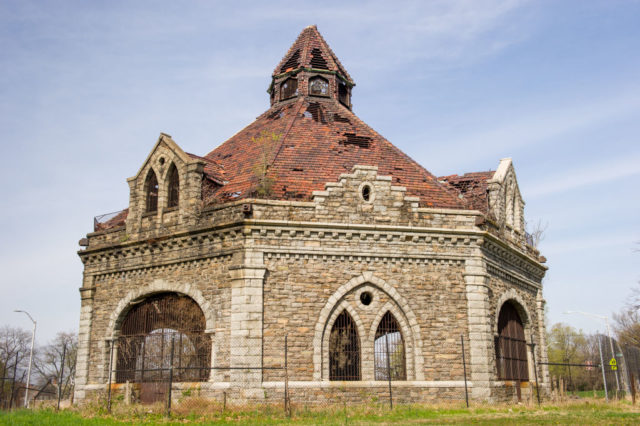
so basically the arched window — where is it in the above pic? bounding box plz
[167,164,179,208]
[329,310,360,380]
[116,293,211,384]
[145,170,159,213]
[338,82,349,106]
[309,76,329,96]
[495,302,528,381]
[280,77,298,100]
[374,312,406,380]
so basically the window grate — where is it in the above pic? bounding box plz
[329,311,360,380]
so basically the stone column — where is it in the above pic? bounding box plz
[74,277,96,401]
[464,255,493,400]
[536,290,550,390]
[228,250,266,392]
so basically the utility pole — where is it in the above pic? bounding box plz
[14,310,36,408]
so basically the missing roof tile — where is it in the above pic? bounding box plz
[267,108,283,120]
[280,49,301,72]
[333,114,351,124]
[310,48,329,70]
[340,133,372,149]
[305,103,326,123]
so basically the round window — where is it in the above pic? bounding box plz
[360,292,372,306]
[361,184,372,202]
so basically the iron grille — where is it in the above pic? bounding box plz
[374,312,407,380]
[115,293,211,383]
[329,311,360,380]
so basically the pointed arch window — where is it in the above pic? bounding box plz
[495,302,528,381]
[329,310,360,380]
[280,77,298,100]
[167,164,179,208]
[374,312,407,380]
[309,76,329,97]
[145,170,159,213]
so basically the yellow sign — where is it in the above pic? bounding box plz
[609,358,617,371]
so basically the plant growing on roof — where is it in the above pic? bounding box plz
[251,130,281,198]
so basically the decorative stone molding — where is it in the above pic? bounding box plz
[313,272,424,381]
[106,279,216,339]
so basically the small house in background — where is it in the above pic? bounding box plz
[75,26,549,404]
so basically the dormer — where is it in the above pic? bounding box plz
[125,133,205,234]
[269,26,355,109]
[486,158,525,235]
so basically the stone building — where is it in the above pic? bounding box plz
[75,26,549,403]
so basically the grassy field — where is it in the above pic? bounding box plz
[1,400,639,424]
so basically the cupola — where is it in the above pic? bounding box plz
[269,25,355,109]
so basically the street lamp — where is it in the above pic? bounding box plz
[14,310,36,408]
[563,310,620,392]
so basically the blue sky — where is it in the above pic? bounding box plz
[1,0,638,343]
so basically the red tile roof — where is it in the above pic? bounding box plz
[274,25,353,84]
[203,96,467,208]
[439,171,495,212]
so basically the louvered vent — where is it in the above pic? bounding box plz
[280,49,301,72]
[310,48,329,69]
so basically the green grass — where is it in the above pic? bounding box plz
[1,400,639,425]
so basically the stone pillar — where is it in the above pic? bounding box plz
[74,278,96,401]
[536,290,550,390]
[229,250,265,390]
[464,255,493,400]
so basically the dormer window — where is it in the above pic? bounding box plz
[280,77,298,100]
[145,170,159,213]
[167,163,179,208]
[309,77,329,96]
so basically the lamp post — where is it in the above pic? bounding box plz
[563,310,620,393]
[14,310,36,408]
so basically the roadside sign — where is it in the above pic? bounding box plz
[609,358,617,371]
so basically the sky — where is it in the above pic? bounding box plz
[1,0,639,344]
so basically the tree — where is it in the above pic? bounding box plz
[33,332,77,401]
[613,242,640,347]
[547,323,589,390]
[0,326,31,406]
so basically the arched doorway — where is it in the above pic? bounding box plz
[495,301,529,382]
[115,293,211,392]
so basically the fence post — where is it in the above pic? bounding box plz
[598,335,608,402]
[631,373,636,405]
[284,334,290,417]
[57,343,67,411]
[167,336,175,418]
[529,336,541,406]
[461,334,469,408]
[385,333,393,409]
[107,339,114,413]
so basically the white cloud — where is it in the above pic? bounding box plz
[527,154,640,198]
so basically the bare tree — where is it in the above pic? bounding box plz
[525,218,548,248]
[33,332,77,400]
[0,326,31,406]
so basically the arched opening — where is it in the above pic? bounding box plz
[145,170,159,213]
[309,76,329,96]
[280,77,298,100]
[115,293,211,384]
[167,164,179,208]
[374,312,406,380]
[329,310,360,380]
[495,301,528,381]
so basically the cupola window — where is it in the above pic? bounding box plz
[338,82,349,106]
[167,163,179,208]
[309,77,329,96]
[145,170,159,213]
[280,77,298,100]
